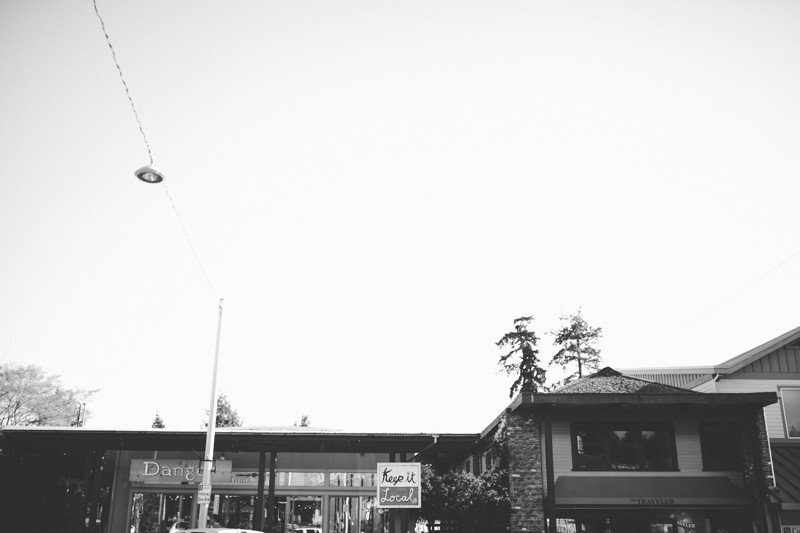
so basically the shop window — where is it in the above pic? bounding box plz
[572,423,675,471]
[700,422,742,471]
[330,472,377,487]
[781,387,800,438]
[330,496,387,533]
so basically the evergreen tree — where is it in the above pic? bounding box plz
[496,316,547,397]
[550,308,603,385]
[206,393,243,428]
[152,411,165,428]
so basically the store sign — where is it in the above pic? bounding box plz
[129,459,232,484]
[630,498,676,505]
[376,463,421,508]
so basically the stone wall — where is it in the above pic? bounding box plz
[506,410,545,533]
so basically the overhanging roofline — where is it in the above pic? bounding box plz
[0,427,478,456]
[622,325,800,379]
[715,325,800,374]
[509,391,777,411]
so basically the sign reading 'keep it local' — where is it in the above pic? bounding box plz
[376,463,421,508]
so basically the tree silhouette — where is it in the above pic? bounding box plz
[152,411,165,428]
[206,393,243,428]
[0,362,96,426]
[550,308,602,385]
[496,316,547,397]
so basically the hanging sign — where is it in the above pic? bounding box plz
[376,463,421,508]
[129,459,232,484]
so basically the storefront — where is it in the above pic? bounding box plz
[553,475,756,533]
[121,451,391,532]
[0,427,475,533]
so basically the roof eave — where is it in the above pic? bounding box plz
[509,391,777,410]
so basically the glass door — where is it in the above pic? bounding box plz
[286,496,323,532]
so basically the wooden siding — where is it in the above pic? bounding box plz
[738,347,800,374]
[716,378,800,439]
[549,419,744,489]
[674,420,703,472]
[551,421,573,479]
[623,372,711,389]
[693,380,717,393]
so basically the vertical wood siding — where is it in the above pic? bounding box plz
[551,421,573,479]
[740,347,800,374]
[674,420,703,472]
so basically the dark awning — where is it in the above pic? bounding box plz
[772,443,800,511]
[555,476,753,507]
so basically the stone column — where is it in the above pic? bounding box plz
[506,411,546,533]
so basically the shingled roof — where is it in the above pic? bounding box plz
[553,367,702,394]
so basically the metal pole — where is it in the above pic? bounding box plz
[198,298,224,528]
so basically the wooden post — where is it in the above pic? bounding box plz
[254,452,266,531]
[400,453,409,533]
[266,452,277,533]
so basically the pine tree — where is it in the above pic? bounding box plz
[206,394,243,428]
[152,411,165,428]
[496,316,547,397]
[550,308,603,385]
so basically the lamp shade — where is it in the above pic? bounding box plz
[135,165,165,183]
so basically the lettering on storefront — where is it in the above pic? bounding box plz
[129,459,232,484]
[376,463,421,508]
[629,498,676,505]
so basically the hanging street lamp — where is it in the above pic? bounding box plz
[135,165,165,183]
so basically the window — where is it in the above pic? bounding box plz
[572,423,675,471]
[700,422,742,470]
[781,387,800,438]
[330,496,387,533]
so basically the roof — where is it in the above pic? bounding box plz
[715,324,800,374]
[621,324,800,380]
[772,442,800,509]
[552,367,701,394]
[473,367,778,438]
[0,426,478,457]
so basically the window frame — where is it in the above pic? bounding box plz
[699,421,743,471]
[570,422,677,471]
[780,387,800,439]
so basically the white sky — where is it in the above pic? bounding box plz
[1,0,799,434]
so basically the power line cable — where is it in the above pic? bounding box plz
[705,246,800,314]
[91,0,218,301]
[91,0,154,166]
[162,183,219,300]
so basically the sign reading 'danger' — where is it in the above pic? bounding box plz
[129,459,232,484]
[376,463,421,508]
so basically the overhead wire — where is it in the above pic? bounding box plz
[91,0,153,166]
[704,246,800,314]
[91,0,218,301]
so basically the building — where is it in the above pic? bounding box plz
[0,426,475,533]
[0,370,780,533]
[466,368,777,533]
[622,325,800,533]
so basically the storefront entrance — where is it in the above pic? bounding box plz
[556,509,749,533]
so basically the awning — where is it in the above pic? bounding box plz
[555,476,754,507]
